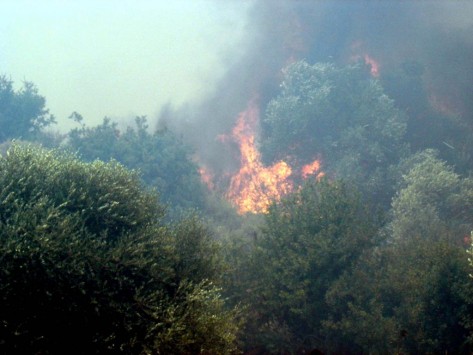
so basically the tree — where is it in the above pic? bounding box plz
[67,116,207,217]
[0,76,55,142]
[389,149,473,243]
[324,233,473,354]
[0,144,240,354]
[243,178,378,353]
[261,61,408,208]
[321,149,473,353]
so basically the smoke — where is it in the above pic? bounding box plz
[159,0,473,174]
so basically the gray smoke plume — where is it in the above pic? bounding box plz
[159,1,473,178]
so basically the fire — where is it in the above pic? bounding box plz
[363,54,379,77]
[301,159,324,179]
[225,99,293,214]
[197,99,323,214]
[349,41,380,77]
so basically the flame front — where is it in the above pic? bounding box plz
[226,100,293,214]
[197,99,323,214]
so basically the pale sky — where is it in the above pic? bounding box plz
[0,0,249,130]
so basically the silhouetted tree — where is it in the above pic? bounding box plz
[0,76,55,142]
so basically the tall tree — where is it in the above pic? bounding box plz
[324,150,473,353]
[389,149,473,243]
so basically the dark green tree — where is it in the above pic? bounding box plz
[0,144,240,354]
[261,61,408,208]
[0,76,55,142]
[324,150,473,353]
[243,178,378,353]
[324,234,473,354]
[67,116,207,216]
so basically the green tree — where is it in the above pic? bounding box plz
[67,116,207,216]
[261,61,408,208]
[244,178,378,353]
[389,149,473,243]
[0,144,240,354]
[324,234,473,354]
[322,150,473,353]
[381,150,473,352]
[0,76,55,142]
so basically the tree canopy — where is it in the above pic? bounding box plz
[0,144,240,354]
[261,61,408,206]
[242,178,378,352]
[67,116,207,216]
[2,56,473,353]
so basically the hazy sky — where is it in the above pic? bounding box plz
[0,0,249,130]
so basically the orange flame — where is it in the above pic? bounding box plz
[301,159,322,179]
[226,99,293,214]
[197,99,324,214]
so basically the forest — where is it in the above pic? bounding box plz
[2,57,473,354]
[2,3,473,354]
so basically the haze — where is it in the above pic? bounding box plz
[0,0,249,130]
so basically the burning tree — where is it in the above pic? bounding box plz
[200,98,323,215]
[261,60,408,207]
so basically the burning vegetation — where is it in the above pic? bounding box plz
[199,97,323,214]
[2,1,473,354]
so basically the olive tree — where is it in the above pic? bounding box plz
[0,144,240,354]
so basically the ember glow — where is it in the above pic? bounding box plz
[198,99,323,214]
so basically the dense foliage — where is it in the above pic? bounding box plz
[321,151,473,353]
[0,145,240,354]
[237,179,379,352]
[261,61,408,207]
[67,116,207,216]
